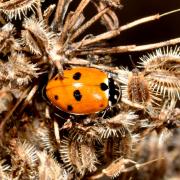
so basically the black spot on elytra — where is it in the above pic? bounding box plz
[100,83,108,91]
[54,95,58,100]
[67,105,73,111]
[73,90,82,101]
[73,72,81,80]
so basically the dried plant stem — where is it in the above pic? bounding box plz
[160,8,180,17]
[19,85,38,113]
[52,0,65,29]
[54,121,60,145]
[88,158,164,179]
[43,4,56,25]
[128,37,180,52]
[73,14,160,47]
[120,15,160,31]
[75,45,136,55]
[67,0,90,32]
[101,9,119,30]
[93,1,119,30]
[59,11,73,44]
[75,37,180,55]
[0,87,30,140]
[36,0,43,21]
[70,7,109,41]
[73,9,180,47]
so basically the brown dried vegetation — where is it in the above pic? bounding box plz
[0,0,179,179]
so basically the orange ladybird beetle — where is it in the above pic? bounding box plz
[46,67,121,115]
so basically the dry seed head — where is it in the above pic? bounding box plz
[2,52,40,86]
[79,143,98,174]
[139,47,180,99]
[60,137,98,174]
[35,127,57,153]
[128,69,151,104]
[153,98,178,144]
[101,129,133,162]
[23,18,56,53]
[97,112,137,139]
[37,151,68,180]
[60,137,81,173]
[0,160,10,171]
[69,126,100,143]
[159,98,177,122]
[10,140,38,168]
[139,46,180,71]
[0,160,11,177]
[146,69,180,99]
[119,68,161,109]
[97,125,126,139]
[0,0,38,20]
[0,23,14,54]
[21,30,42,55]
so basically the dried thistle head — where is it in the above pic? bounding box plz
[149,98,179,144]
[22,17,56,56]
[0,52,40,88]
[69,124,100,143]
[0,160,11,179]
[139,47,180,99]
[0,0,179,179]
[37,151,68,180]
[96,111,137,139]
[0,23,15,54]
[8,140,38,179]
[99,129,134,165]
[117,68,161,111]
[132,132,168,180]
[0,0,38,20]
[59,136,98,175]
[33,124,59,153]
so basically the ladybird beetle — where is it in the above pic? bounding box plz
[46,67,120,115]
